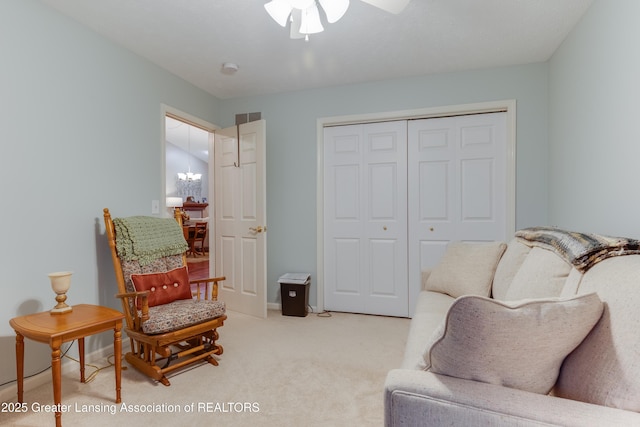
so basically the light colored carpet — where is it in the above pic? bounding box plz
[3,310,410,427]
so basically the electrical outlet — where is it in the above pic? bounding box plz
[151,200,160,214]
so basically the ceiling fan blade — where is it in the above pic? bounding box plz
[265,0,293,27]
[319,0,350,23]
[360,0,410,14]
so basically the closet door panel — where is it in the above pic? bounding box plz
[461,158,494,220]
[419,161,449,221]
[324,121,408,317]
[324,125,365,313]
[364,122,408,316]
[409,117,457,242]
[408,113,507,314]
[457,113,507,241]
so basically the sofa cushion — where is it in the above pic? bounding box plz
[131,266,192,308]
[503,247,572,300]
[404,291,456,370]
[423,293,603,394]
[555,256,640,412]
[491,239,531,300]
[559,267,583,298]
[425,242,507,298]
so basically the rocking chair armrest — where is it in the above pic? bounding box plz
[115,291,150,323]
[189,276,226,285]
[115,290,150,299]
[189,276,225,301]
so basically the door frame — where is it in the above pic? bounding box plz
[316,100,517,315]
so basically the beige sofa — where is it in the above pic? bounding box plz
[385,228,640,426]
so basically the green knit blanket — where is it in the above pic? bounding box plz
[113,216,188,266]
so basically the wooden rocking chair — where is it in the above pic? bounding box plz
[103,208,226,386]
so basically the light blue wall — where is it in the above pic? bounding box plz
[0,0,554,389]
[219,64,550,306]
[0,0,221,387]
[549,0,640,236]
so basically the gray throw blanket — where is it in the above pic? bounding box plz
[515,226,640,272]
[114,216,188,266]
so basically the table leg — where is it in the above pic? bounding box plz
[79,337,85,382]
[15,333,24,403]
[51,338,62,427]
[114,321,122,403]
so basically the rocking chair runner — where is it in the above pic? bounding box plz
[103,208,226,386]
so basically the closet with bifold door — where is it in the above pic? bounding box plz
[323,112,508,317]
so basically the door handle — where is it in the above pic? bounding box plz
[249,225,265,233]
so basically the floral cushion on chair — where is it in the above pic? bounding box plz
[139,299,226,335]
[121,255,225,334]
[122,256,184,291]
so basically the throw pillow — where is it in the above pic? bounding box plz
[504,247,572,300]
[491,239,531,299]
[130,266,192,308]
[425,241,507,298]
[423,293,604,395]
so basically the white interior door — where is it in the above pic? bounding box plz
[407,112,507,314]
[214,120,267,318]
[324,121,408,317]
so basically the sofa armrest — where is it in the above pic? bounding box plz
[384,369,640,427]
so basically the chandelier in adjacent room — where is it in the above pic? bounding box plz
[176,126,202,199]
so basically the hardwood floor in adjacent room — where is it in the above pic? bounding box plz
[187,256,209,280]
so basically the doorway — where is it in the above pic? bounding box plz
[162,106,218,280]
[161,108,268,318]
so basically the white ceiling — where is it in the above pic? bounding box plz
[39,0,593,100]
[165,117,210,162]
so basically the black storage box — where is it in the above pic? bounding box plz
[279,274,311,317]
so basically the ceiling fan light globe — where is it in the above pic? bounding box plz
[289,9,304,38]
[299,3,324,34]
[265,0,293,27]
[319,0,350,23]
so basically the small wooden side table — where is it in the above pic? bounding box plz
[9,304,124,427]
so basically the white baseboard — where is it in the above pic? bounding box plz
[0,341,129,403]
[267,302,281,311]
[267,302,319,314]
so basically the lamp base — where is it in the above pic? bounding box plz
[51,305,73,314]
[51,293,72,314]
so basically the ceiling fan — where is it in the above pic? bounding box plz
[264,0,411,40]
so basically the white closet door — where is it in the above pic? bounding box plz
[407,112,507,314]
[324,121,408,317]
